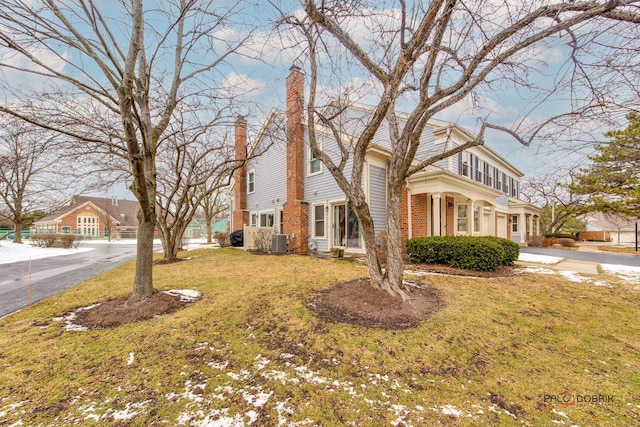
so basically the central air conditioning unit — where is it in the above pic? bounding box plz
[271,234,288,254]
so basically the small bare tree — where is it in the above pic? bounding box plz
[278,0,640,300]
[520,173,588,235]
[201,191,229,245]
[155,120,238,261]
[0,118,72,243]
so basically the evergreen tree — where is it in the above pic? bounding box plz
[573,113,640,217]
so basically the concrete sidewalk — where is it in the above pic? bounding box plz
[551,259,599,275]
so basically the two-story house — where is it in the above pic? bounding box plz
[231,66,541,254]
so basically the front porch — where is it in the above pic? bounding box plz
[405,170,541,245]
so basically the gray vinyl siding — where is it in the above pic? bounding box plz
[246,118,287,229]
[495,194,510,207]
[369,165,387,236]
[305,132,352,252]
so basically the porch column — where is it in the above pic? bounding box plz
[528,214,533,241]
[536,215,540,236]
[469,199,482,236]
[432,193,441,236]
[488,207,496,236]
[519,212,526,243]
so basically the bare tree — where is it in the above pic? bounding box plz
[277,0,640,300]
[0,118,71,243]
[0,1,252,302]
[201,191,229,244]
[520,173,587,234]
[155,118,238,260]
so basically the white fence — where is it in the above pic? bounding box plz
[243,226,275,251]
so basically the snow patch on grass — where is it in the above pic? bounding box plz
[163,289,202,302]
[518,253,563,264]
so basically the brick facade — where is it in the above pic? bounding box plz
[400,190,409,247]
[579,230,610,242]
[233,115,249,230]
[282,66,309,253]
[411,193,429,237]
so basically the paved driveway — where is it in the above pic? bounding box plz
[520,246,640,267]
[0,243,139,318]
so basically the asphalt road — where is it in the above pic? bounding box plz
[520,246,640,267]
[0,243,139,318]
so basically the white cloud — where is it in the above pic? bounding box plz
[220,72,265,98]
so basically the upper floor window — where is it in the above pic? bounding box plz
[248,170,255,193]
[458,152,469,177]
[309,145,322,175]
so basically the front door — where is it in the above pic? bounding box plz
[333,204,346,247]
[332,203,361,249]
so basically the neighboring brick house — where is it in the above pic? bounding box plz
[581,212,639,244]
[32,195,139,238]
[230,66,541,254]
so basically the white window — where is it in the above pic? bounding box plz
[61,226,71,233]
[512,215,519,233]
[313,204,325,238]
[260,212,274,227]
[309,144,322,175]
[248,170,255,194]
[457,204,468,232]
[250,213,258,227]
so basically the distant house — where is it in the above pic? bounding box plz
[32,195,139,238]
[230,66,541,254]
[582,212,639,244]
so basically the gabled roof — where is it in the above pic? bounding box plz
[314,101,524,177]
[34,196,139,227]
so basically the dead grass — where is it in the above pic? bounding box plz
[597,245,640,255]
[0,249,639,426]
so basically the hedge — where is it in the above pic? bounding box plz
[406,235,517,271]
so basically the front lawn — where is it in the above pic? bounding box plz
[0,249,638,426]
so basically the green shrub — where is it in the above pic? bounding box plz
[481,236,520,264]
[406,236,506,271]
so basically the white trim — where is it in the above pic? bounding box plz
[258,209,275,228]
[311,202,327,239]
[247,169,256,194]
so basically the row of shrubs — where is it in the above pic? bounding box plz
[406,235,519,272]
[528,235,576,248]
[31,233,80,248]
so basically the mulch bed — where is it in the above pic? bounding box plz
[73,292,188,329]
[310,278,445,330]
[406,263,516,278]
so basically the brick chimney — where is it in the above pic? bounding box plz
[233,115,249,230]
[282,65,309,253]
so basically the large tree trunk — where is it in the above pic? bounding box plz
[129,213,155,303]
[12,218,23,244]
[352,184,408,302]
[205,216,213,244]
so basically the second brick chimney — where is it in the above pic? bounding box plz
[232,115,249,230]
[282,65,309,253]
